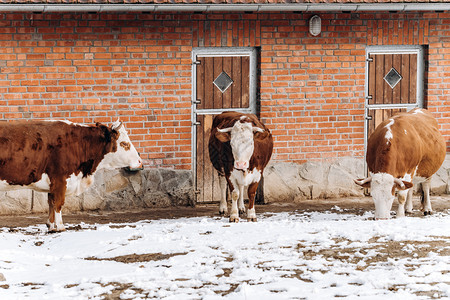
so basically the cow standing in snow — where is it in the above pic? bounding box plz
[0,120,142,232]
[355,108,446,219]
[208,112,273,222]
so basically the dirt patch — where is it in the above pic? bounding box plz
[297,238,450,270]
[85,252,189,264]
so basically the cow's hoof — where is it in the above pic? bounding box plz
[229,217,239,223]
[239,209,246,215]
[219,211,226,216]
[424,211,432,216]
[247,217,257,222]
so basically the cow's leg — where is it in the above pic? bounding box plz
[238,184,245,215]
[229,186,240,222]
[48,179,67,232]
[46,193,55,230]
[396,189,408,218]
[421,178,432,215]
[218,175,228,215]
[228,176,241,222]
[405,188,414,214]
[247,182,259,222]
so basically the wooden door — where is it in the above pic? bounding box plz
[366,52,420,137]
[193,48,257,203]
[364,47,424,179]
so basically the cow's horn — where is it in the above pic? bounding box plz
[217,127,233,133]
[355,177,372,185]
[112,119,123,131]
[394,177,405,189]
[252,126,264,133]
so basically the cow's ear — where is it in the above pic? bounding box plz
[354,178,371,188]
[215,131,231,143]
[395,180,413,190]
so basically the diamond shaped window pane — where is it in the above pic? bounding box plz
[213,71,233,93]
[384,68,402,89]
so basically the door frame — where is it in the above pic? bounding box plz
[191,47,258,201]
[364,45,425,174]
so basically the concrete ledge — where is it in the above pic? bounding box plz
[1,155,449,215]
[0,168,194,215]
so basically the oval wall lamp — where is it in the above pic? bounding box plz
[309,15,321,36]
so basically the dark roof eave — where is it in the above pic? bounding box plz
[0,3,448,13]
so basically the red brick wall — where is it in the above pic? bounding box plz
[0,11,448,169]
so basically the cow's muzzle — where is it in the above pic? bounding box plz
[234,161,249,170]
[124,161,144,172]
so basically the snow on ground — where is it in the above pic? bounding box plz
[0,208,449,300]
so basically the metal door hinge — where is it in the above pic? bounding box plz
[192,99,201,105]
[192,121,201,126]
[366,95,373,100]
[365,115,373,120]
[193,61,201,65]
[194,189,201,194]
[366,57,373,62]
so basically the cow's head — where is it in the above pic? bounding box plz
[99,120,143,171]
[216,116,265,170]
[354,173,413,219]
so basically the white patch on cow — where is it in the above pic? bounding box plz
[229,121,255,170]
[401,173,412,183]
[31,174,51,192]
[66,173,94,196]
[369,172,396,219]
[404,129,407,135]
[384,119,395,144]
[231,168,262,187]
[247,207,256,220]
[0,173,51,192]
[97,124,142,170]
[54,211,65,231]
[44,120,89,127]
[412,109,424,115]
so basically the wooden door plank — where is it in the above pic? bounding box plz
[400,53,410,104]
[196,114,205,202]
[375,55,384,105]
[196,57,205,110]
[213,57,223,109]
[203,114,214,202]
[222,56,233,109]
[204,57,214,109]
[392,54,402,104]
[232,56,242,108]
[409,54,417,104]
[241,56,250,109]
[383,54,393,105]
[368,55,376,105]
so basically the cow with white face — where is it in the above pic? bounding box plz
[209,112,273,222]
[355,109,445,219]
[0,119,143,232]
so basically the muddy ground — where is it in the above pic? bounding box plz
[1,195,449,229]
[1,195,449,299]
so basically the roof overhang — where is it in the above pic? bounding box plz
[0,3,448,13]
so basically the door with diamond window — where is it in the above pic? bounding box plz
[364,46,424,173]
[192,48,258,203]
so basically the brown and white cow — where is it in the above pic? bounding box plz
[208,111,273,222]
[0,119,142,232]
[355,108,446,219]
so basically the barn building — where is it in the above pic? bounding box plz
[0,1,450,213]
